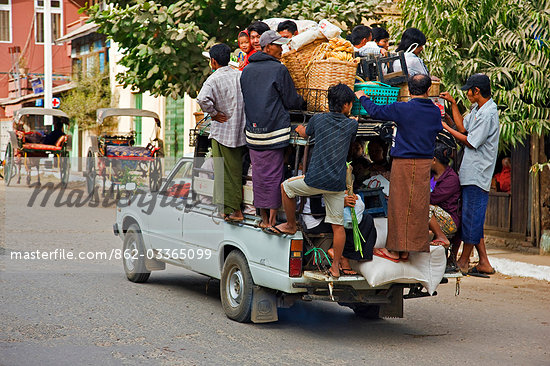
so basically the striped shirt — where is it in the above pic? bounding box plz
[304,112,358,191]
[196,66,246,148]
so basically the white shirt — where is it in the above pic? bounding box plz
[393,52,430,76]
[459,99,500,191]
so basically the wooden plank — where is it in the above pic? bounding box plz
[485,192,511,231]
[511,139,530,234]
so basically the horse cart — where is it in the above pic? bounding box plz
[86,108,163,196]
[4,107,71,186]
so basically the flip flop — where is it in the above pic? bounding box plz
[262,226,284,236]
[263,226,296,236]
[374,251,400,263]
[224,214,244,223]
[469,266,495,276]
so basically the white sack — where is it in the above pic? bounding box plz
[318,19,342,39]
[288,27,326,51]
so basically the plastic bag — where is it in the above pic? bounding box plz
[343,196,365,229]
[318,19,342,39]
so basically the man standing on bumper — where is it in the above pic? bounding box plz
[196,44,247,221]
[440,74,499,275]
[356,74,442,261]
[240,30,305,228]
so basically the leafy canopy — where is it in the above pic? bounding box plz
[394,0,550,147]
[88,0,380,99]
[62,69,113,131]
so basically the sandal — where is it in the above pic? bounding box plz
[224,214,244,223]
[373,249,400,263]
[262,226,284,236]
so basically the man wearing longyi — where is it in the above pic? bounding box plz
[240,30,304,229]
[356,74,442,262]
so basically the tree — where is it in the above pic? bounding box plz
[62,69,113,132]
[393,0,550,148]
[88,0,380,99]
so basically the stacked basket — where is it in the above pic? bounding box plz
[305,59,358,112]
[281,40,325,90]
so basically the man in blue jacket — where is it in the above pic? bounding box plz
[356,74,442,261]
[240,30,304,228]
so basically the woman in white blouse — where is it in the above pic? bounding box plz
[393,28,431,77]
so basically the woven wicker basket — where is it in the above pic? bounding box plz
[281,40,325,90]
[305,59,358,112]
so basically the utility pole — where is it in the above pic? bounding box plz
[44,0,53,126]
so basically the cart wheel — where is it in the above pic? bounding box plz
[86,149,97,196]
[148,154,162,192]
[4,142,14,186]
[60,151,70,187]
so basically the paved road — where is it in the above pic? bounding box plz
[1,184,549,365]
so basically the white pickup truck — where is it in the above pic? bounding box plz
[113,153,456,323]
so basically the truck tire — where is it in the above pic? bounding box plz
[220,250,254,323]
[122,224,151,283]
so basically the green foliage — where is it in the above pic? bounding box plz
[88,0,379,99]
[62,69,112,131]
[531,162,550,175]
[394,0,550,148]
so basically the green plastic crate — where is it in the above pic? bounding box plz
[352,81,400,116]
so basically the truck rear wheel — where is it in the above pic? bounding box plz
[122,224,151,283]
[220,251,254,323]
[352,304,380,319]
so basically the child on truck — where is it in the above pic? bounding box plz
[237,30,254,70]
[266,83,358,279]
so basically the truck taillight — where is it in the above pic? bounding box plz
[289,239,303,277]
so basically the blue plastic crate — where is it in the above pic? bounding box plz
[352,81,400,116]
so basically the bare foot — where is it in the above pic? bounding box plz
[457,259,469,273]
[274,222,297,235]
[327,248,354,273]
[400,252,409,261]
[258,221,270,229]
[474,264,495,274]
[327,265,340,278]
[225,211,244,221]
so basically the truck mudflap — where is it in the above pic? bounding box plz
[250,286,278,323]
